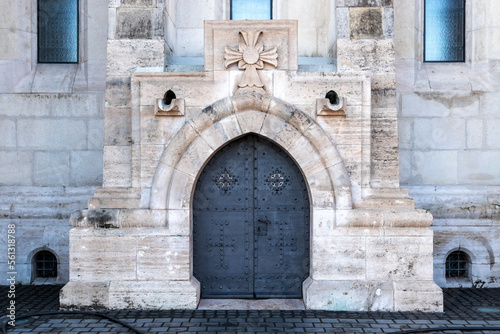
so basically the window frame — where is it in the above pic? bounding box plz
[37,0,80,64]
[34,250,58,278]
[230,0,273,20]
[445,250,471,279]
[423,0,466,63]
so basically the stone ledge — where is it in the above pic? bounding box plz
[336,208,433,227]
[70,209,167,228]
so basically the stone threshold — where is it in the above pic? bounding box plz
[198,299,305,310]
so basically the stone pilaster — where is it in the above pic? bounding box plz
[337,1,398,189]
[103,0,165,188]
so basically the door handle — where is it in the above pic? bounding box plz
[257,218,271,225]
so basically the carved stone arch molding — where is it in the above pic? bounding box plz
[150,92,353,231]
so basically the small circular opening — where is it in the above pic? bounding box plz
[163,90,176,105]
[325,90,339,105]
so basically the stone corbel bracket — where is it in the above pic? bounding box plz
[316,90,346,117]
[155,91,185,117]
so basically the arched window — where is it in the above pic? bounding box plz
[35,250,58,278]
[446,250,470,279]
[38,0,79,63]
[231,0,272,20]
[424,0,465,62]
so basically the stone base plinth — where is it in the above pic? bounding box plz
[61,278,200,310]
[303,278,443,312]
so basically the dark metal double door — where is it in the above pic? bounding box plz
[193,135,310,298]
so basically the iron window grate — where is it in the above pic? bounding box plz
[446,250,469,278]
[36,251,58,278]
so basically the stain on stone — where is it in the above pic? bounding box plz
[345,0,382,6]
[426,203,500,219]
[202,105,216,116]
[116,9,152,39]
[414,91,481,110]
[350,8,383,39]
[87,210,118,229]
[121,0,155,6]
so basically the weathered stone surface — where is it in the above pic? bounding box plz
[137,236,190,280]
[104,108,132,145]
[393,281,443,312]
[102,146,132,187]
[0,119,16,148]
[70,150,103,186]
[0,152,32,185]
[313,235,366,280]
[60,282,110,310]
[18,119,87,150]
[411,151,458,184]
[350,8,383,39]
[106,77,131,107]
[458,151,500,184]
[338,39,395,73]
[120,0,156,7]
[303,278,395,311]
[107,279,199,309]
[34,151,70,186]
[116,9,152,39]
[340,0,392,6]
[107,40,163,76]
[414,118,465,150]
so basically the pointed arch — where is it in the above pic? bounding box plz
[150,92,352,217]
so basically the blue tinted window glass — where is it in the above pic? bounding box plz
[424,0,465,62]
[231,0,272,20]
[38,0,78,63]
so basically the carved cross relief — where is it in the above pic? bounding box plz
[224,30,278,89]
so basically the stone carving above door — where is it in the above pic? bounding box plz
[204,20,298,72]
[224,30,278,89]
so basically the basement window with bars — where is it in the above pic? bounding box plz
[446,250,470,279]
[231,0,272,20]
[35,250,58,278]
[38,0,79,63]
[424,0,465,62]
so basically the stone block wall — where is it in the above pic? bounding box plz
[104,0,165,188]
[0,0,108,284]
[336,0,398,189]
[395,0,500,287]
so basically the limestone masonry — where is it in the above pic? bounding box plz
[1,0,499,312]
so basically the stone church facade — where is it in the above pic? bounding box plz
[0,0,499,311]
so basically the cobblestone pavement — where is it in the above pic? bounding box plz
[1,285,500,333]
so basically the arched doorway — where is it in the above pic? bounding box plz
[193,134,310,298]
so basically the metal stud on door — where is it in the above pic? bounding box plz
[193,135,309,298]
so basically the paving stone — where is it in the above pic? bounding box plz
[2,286,500,334]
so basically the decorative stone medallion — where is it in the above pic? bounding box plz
[224,30,278,89]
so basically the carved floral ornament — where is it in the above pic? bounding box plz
[224,30,278,89]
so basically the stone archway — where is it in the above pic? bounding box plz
[147,92,353,304]
[150,92,352,215]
